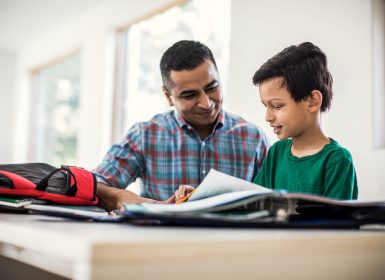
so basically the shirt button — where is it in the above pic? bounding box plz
[202,170,206,175]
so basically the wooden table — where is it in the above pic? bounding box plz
[0,213,384,280]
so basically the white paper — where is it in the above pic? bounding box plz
[188,169,272,201]
[138,189,266,214]
[130,169,273,214]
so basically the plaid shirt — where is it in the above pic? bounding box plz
[94,110,269,200]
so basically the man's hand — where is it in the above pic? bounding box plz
[96,183,159,211]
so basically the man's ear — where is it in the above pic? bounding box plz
[162,86,174,106]
[308,90,322,112]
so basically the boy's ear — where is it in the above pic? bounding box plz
[162,86,174,106]
[307,90,322,112]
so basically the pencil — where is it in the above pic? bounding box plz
[175,190,196,204]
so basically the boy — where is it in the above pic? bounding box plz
[252,42,358,200]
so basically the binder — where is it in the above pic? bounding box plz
[120,169,385,229]
[121,191,385,228]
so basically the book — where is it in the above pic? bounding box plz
[24,204,109,218]
[0,196,33,207]
[121,169,385,228]
[0,195,109,218]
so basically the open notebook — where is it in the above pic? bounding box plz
[121,169,385,228]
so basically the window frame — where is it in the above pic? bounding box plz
[29,49,82,164]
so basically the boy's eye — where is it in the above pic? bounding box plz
[271,104,283,110]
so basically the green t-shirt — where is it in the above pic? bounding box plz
[254,139,358,200]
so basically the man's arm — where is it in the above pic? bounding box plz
[96,182,158,211]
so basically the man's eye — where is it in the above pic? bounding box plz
[182,94,195,99]
[206,86,218,93]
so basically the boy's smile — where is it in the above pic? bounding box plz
[271,125,282,135]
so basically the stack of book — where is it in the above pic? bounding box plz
[0,196,108,218]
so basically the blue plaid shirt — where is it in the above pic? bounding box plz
[94,110,269,200]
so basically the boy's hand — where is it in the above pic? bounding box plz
[174,185,195,203]
[164,185,195,204]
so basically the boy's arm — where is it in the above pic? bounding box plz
[323,160,358,200]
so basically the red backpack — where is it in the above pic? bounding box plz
[0,163,97,205]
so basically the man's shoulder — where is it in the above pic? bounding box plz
[223,111,264,134]
[137,110,176,129]
[123,110,176,140]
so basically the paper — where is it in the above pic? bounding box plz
[188,169,272,201]
[128,169,273,214]
[136,190,270,214]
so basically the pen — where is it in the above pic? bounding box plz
[175,190,196,204]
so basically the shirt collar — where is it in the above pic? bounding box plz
[173,109,225,132]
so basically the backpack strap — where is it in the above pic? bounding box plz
[35,167,75,196]
[35,165,96,201]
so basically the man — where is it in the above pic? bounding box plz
[95,40,269,211]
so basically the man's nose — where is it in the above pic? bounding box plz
[197,92,212,109]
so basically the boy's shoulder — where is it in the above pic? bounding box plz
[266,139,291,156]
[323,138,354,162]
[270,139,291,150]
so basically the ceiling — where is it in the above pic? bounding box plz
[0,0,105,52]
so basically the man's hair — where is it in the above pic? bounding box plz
[160,40,217,89]
[252,42,333,112]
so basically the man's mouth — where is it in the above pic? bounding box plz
[196,107,215,116]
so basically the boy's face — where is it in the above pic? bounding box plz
[163,59,223,131]
[259,77,312,140]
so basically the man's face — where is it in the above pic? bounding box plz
[163,59,223,130]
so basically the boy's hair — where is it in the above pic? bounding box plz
[252,42,333,112]
[160,40,217,90]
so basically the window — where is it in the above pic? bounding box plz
[30,53,81,165]
[113,0,231,141]
[373,0,385,149]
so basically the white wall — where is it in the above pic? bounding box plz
[0,49,16,162]
[228,0,385,199]
[12,0,172,168]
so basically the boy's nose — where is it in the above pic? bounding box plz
[265,109,274,122]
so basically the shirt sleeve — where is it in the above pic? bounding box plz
[253,143,274,190]
[93,123,145,189]
[252,130,270,179]
[323,156,358,200]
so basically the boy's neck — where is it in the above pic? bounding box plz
[290,127,330,158]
